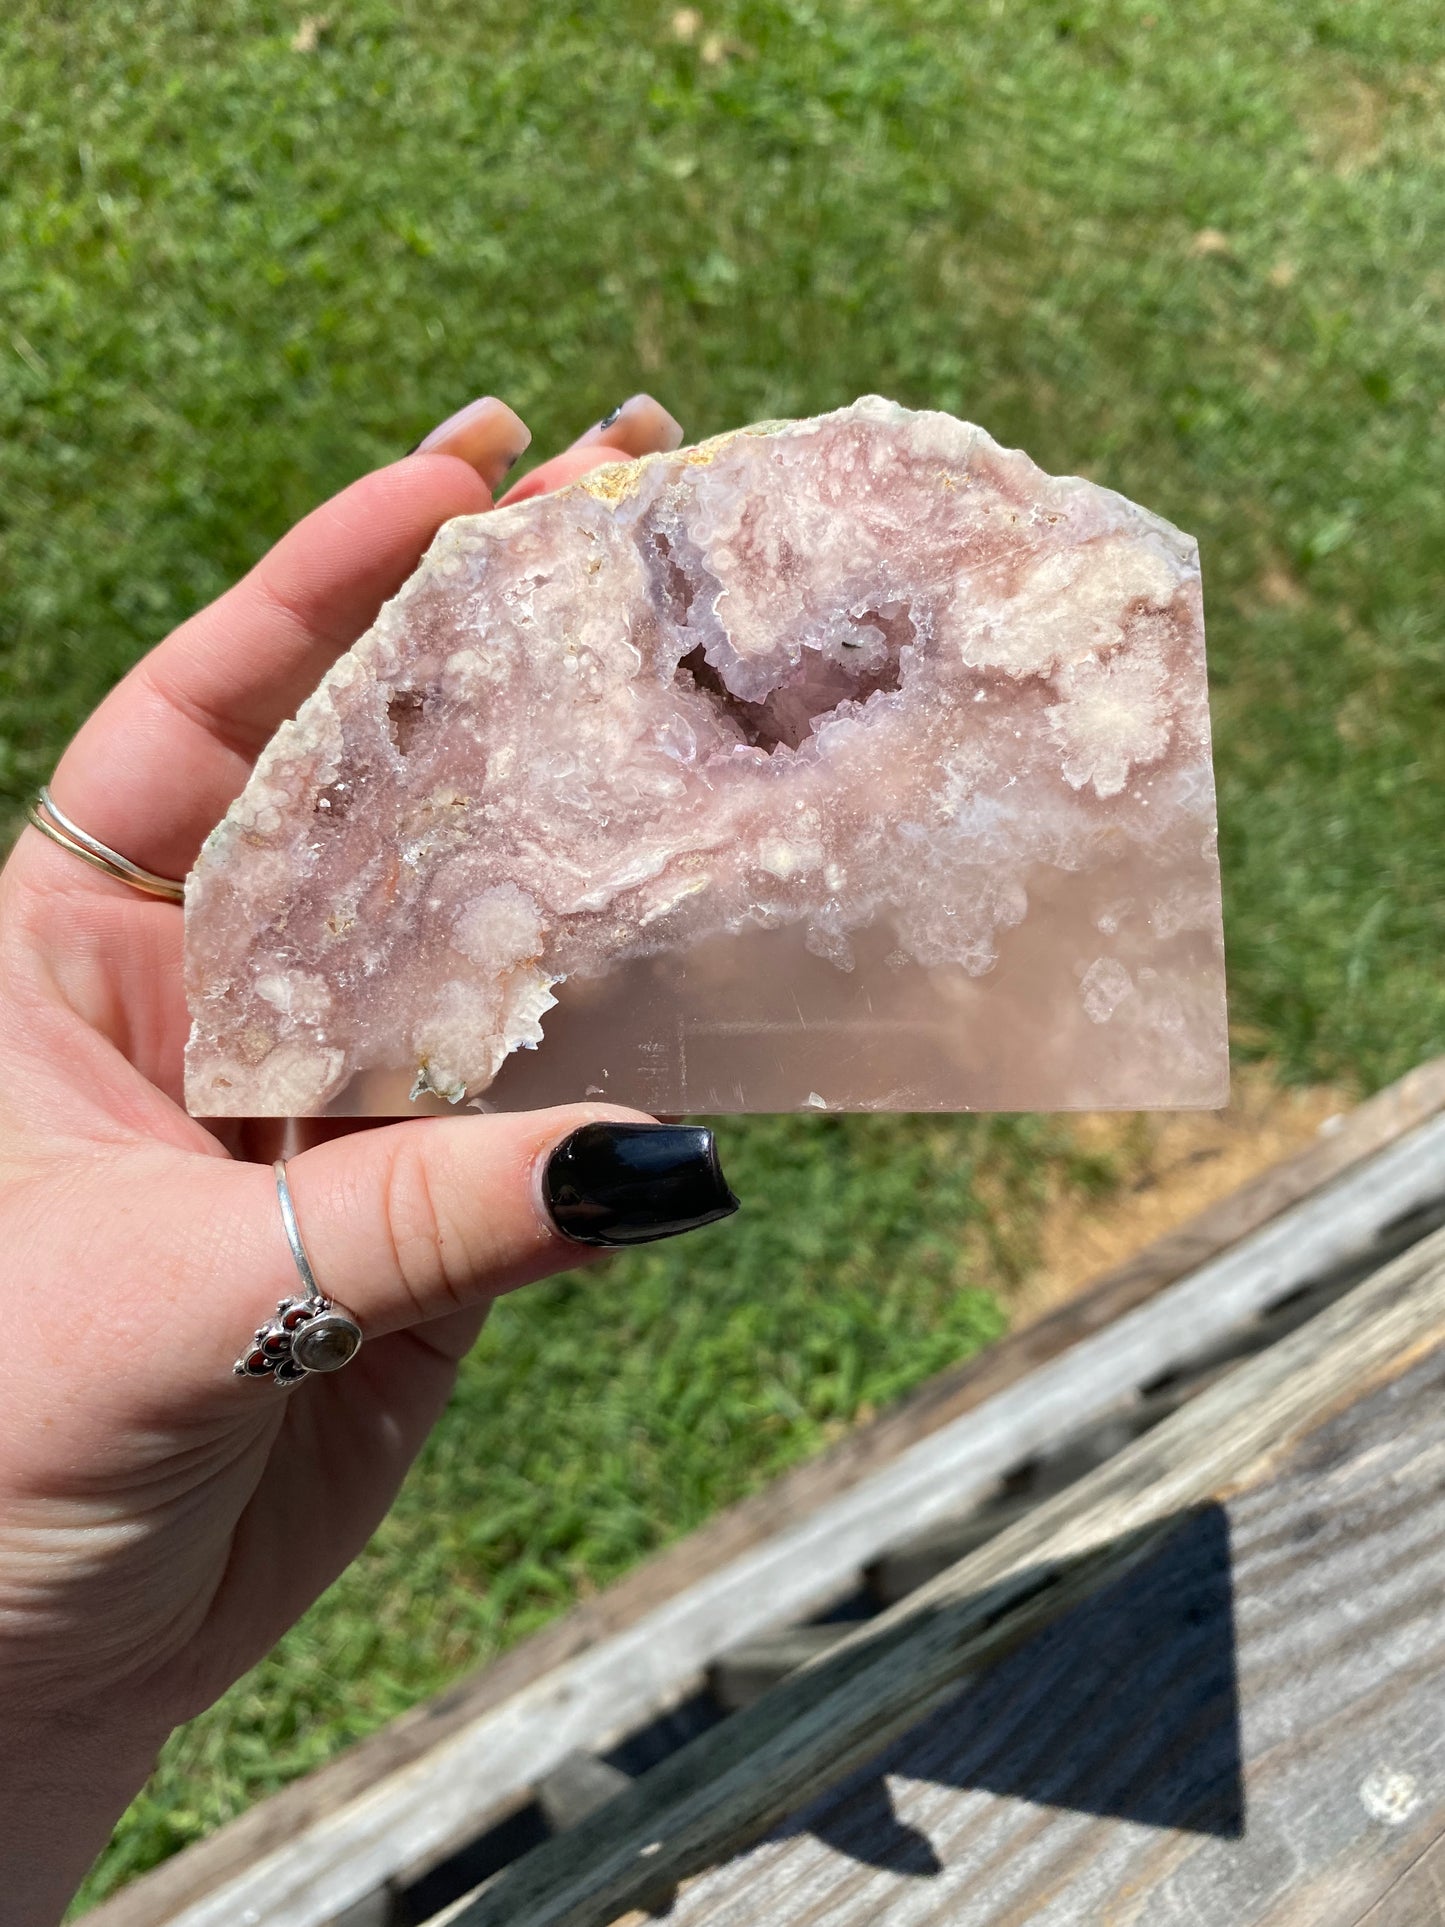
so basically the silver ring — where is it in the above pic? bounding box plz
[233,1161,363,1386]
[26,785,186,903]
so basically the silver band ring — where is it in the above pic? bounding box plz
[26,785,186,903]
[234,1161,364,1386]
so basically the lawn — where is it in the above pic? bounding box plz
[0,0,1441,1908]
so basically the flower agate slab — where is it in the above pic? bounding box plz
[183,397,1227,1118]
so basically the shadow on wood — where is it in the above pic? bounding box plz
[450,1232,1445,1927]
[782,1502,1242,1880]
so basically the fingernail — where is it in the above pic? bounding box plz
[410,396,533,489]
[544,1122,739,1247]
[570,393,685,458]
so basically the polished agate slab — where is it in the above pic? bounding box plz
[184,398,1227,1117]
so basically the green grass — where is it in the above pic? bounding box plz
[0,0,1441,1907]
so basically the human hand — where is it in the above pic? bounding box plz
[0,393,736,1924]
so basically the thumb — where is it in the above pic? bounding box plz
[218,1106,738,1374]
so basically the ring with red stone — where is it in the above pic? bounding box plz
[233,1161,362,1385]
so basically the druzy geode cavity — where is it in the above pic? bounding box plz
[184,398,1227,1117]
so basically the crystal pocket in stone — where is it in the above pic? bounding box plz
[184,397,1228,1119]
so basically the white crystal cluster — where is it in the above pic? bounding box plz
[184,398,1227,1117]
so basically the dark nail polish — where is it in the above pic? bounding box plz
[598,404,624,429]
[544,1123,739,1247]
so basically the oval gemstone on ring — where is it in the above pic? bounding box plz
[291,1310,362,1373]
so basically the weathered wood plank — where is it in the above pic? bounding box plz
[535,1755,633,1835]
[326,1892,399,1927]
[448,1223,1445,1926]
[85,1060,1445,1927]
[1348,1834,1445,1927]
[110,1113,1445,1927]
[708,1626,854,1713]
[638,1351,1445,1924]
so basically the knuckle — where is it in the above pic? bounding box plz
[378,1134,474,1318]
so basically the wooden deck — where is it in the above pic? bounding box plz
[463,1223,1445,1926]
[88,1058,1445,1927]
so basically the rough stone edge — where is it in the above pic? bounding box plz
[188,396,1199,891]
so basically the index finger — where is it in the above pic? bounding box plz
[38,395,681,889]
[47,448,506,883]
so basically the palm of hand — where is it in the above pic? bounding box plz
[0,436,643,1744]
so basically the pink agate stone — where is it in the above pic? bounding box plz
[183,398,1227,1117]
